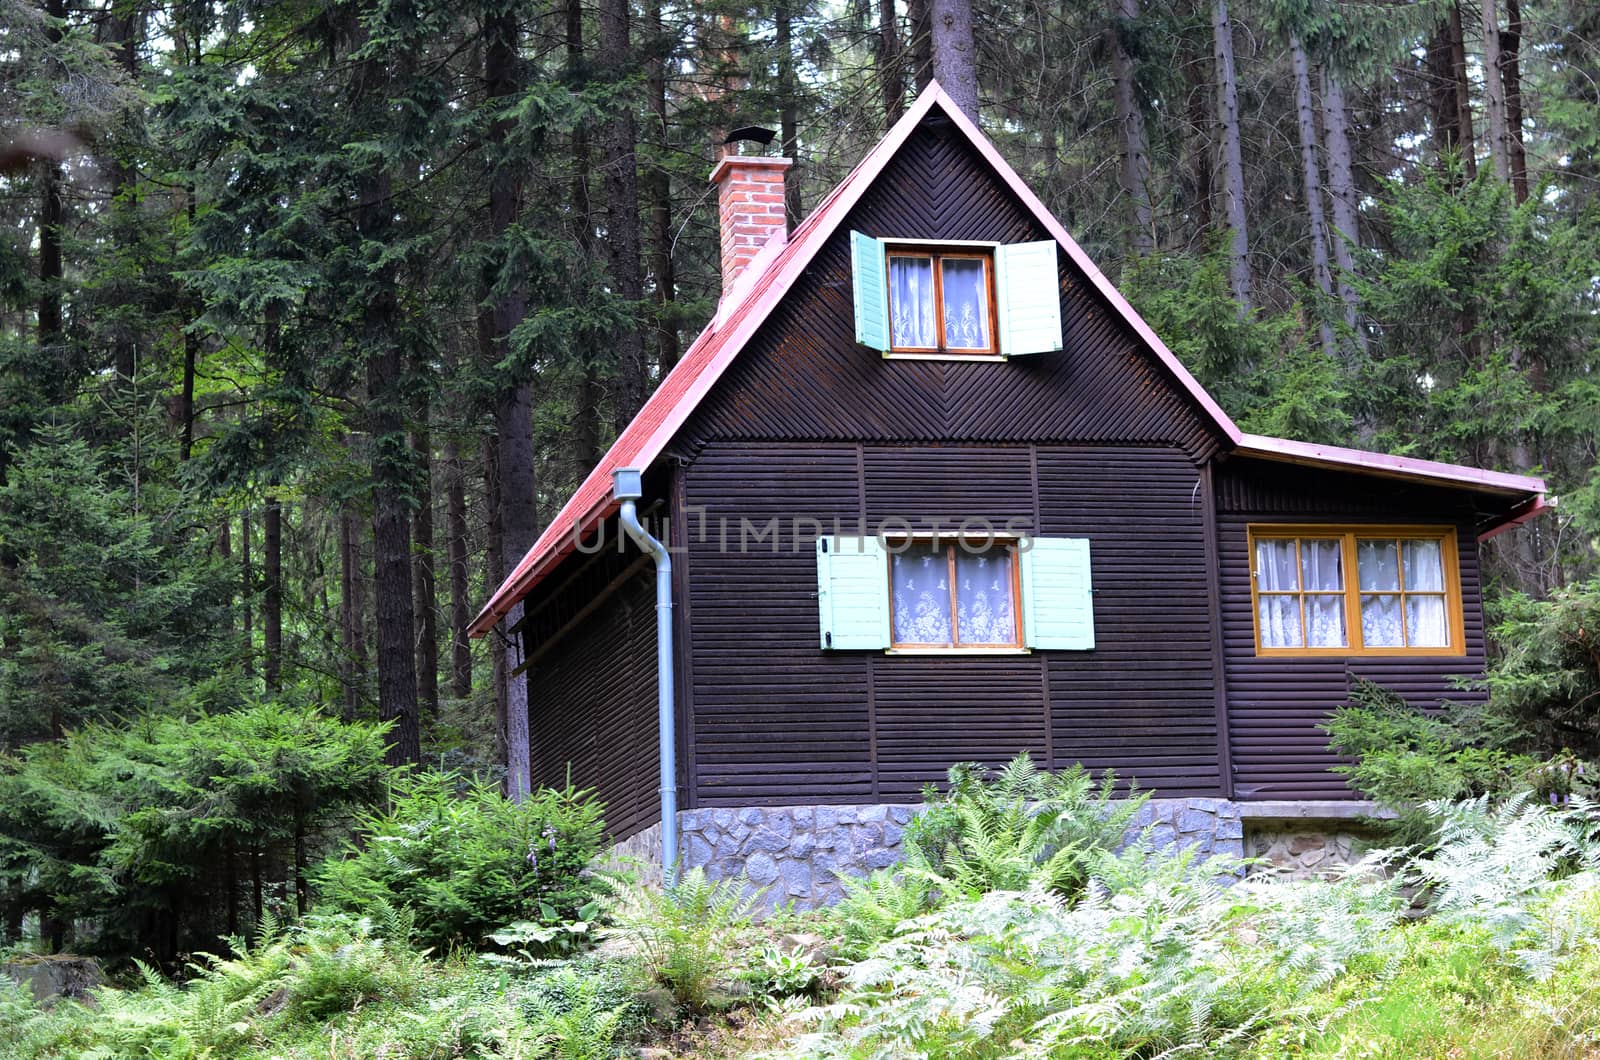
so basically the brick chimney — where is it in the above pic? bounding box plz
[709,155,793,299]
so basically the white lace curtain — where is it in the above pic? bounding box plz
[1256,536,1449,650]
[889,257,936,348]
[888,255,992,351]
[891,545,1015,645]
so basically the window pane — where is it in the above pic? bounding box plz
[891,544,952,644]
[1258,596,1303,648]
[1406,595,1449,647]
[1300,539,1343,591]
[1357,539,1400,591]
[1361,593,1404,647]
[954,550,1015,644]
[889,256,936,348]
[1402,538,1445,591]
[1306,595,1348,648]
[1255,538,1299,592]
[940,258,991,350]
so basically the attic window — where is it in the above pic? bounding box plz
[851,232,1063,359]
[887,250,996,355]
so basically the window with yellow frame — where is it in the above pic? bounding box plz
[1247,525,1466,656]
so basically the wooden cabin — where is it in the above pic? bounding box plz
[472,84,1547,898]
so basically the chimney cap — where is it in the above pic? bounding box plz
[722,126,777,149]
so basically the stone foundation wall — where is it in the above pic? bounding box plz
[1243,826,1379,880]
[604,799,1386,906]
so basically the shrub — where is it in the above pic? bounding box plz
[1324,680,1591,844]
[601,866,759,1014]
[903,753,1149,901]
[314,770,606,952]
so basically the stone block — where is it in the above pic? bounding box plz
[816,807,839,830]
[1216,818,1243,840]
[794,807,814,827]
[882,822,904,847]
[858,805,888,823]
[790,833,816,859]
[889,805,914,825]
[738,808,765,826]
[747,827,791,854]
[746,851,779,885]
[686,834,715,868]
[1178,809,1218,834]
[712,809,735,830]
[778,859,813,897]
[862,847,899,871]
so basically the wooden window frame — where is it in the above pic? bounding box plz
[885,536,1024,652]
[1247,524,1467,658]
[884,245,1001,358]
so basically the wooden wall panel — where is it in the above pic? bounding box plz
[526,567,661,841]
[680,123,1224,460]
[1037,446,1224,796]
[682,444,875,805]
[1218,459,1490,799]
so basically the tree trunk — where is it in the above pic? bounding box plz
[264,496,282,693]
[1211,0,1251,309]
[108,3,139,386]
[776,2,803,229]
[484,436,510,778]
[360,162,421,766]
[1501,0,1528,203]
[37,0,65,407]
[482,10,535,800]
[241,510,254,680]
[1448,4,1477,179]
[1290,33,1336,359]
[1109,0,1153,256]
[1319,68,1363,348]
[1481,0,1512,186]
[600,0,648,433]
[929,0,978,119]
[879,0,904,123]
[567,0,606,454]
[413,413,438,723]
[907,0,933,92]
[179,189,200,461]
[645,0,680,372]
[445,439,471,699]
[339,502,365,719]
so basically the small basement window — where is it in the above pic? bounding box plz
[1249,525,1465,656]
[889,540,1020,648]
[886,249,996,355]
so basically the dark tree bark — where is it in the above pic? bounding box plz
[907,0,933,92]
[241,510,254,680]
[1320,69,1363,348]
[413,413,438,722]
[929,0,978,119]
[1109,0,1153,255]
[1481,0,1512,187]
[445,439,471,699]
[645,0,680,371]
[776,2,803,228]
[107,2,139,385]
[484,435,510,774]
[878,0,904,123]
[1290,32,1336,359]
[37,0,67,414]
[1502,0,1529,203]
[481,8,534,799]
[1426,7,1477,181]
[339,502,365,719]
[359,169,420,764]
[599,0,647,432]
[1211,0,1251,309]
[263,496,282,692]
[567,0,606,456]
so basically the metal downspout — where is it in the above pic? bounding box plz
[612,468,677,884]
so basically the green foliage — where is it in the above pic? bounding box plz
[313,770,606,954]
[0,422,243,746]
[601,866,760,1014]
[1489,582,1600,759]
[744,942,822,1005]
[831,866,937,961]
[904,753,1150,901]
[0,704,389,960]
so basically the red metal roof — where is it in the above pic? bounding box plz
[470,82,1547,636]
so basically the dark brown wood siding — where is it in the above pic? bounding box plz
[1217,459,1490,800]
[679,122,1224,461]
[523,541,662,841]
[679,441,1226,804]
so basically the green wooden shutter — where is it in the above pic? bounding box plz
[816,535,891,649]
[851,231,890,352]
[995,240,1063,356]
[1020,536,1095,650]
